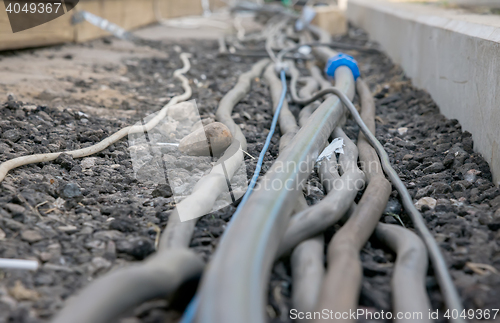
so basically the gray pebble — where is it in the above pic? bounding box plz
[116,237,154,260]
[60,183,82,199]
[423,162,445,174]
[21,230,44,243]
[93,230,124,241]
[2,129,21,142]
[3,203,26,214]
[383,198,402,215]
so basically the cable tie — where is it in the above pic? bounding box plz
[316,137,344,165]
[274,61,289,73]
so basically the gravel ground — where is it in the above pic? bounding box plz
[0,24,499,323]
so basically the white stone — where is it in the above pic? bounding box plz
[397,127,408,136]
[81,157,96,170]
[415,197,437,210]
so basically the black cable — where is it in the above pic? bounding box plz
[291,87,339,106]
[219,52,312,60]
[277,41,383,63]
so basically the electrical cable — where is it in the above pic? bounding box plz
[263,62,309,214]
[277,64,322,320]
[298,62,331,126]
[51,249,204,323]
[232,69,287,218]
[0,53,193,184]
[276,41,382,63]
[375,223,432,323]
[314,136,391,323]
[291,234,323,318]
[297,76,320,126]
[194,66,355,323]
[190,20,355,322]
[276,127,365,257]
[215,59,270,151]
[290,82,465,322]
[219,51,311,60]
[0,258,39,271]
[180,68,288,323]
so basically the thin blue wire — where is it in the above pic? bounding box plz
[234,68,288,215]
[179,295,199,323]
[179,69,288,323]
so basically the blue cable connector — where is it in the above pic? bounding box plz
[325,53,360,80]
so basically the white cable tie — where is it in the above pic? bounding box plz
[298,45,312,56]
[316,137,344,163]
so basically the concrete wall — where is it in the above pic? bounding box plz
[449,0,500,7]
[347,0,500,185]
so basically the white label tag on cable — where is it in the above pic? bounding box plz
[316,137,344,163]
[298,45,312,56]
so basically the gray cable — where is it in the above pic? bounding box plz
[375,223,432,323]
[298,63,330,126]
[290,81,465,322]
[52,58,272,323]
[357,78,432,322]
[52,249,204,323]
[291,235,324,319]
[277,128,365,257]
[194,65,355,323]
[216,59,270,151]
[263,64,299,146]
[220,51,311,60]
[276,41,382,63]
[286,70,324,319]
[297,75,320,127]
[315,127,392,319]
[269,62,309,212]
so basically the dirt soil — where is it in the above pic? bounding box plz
[0,24,499,323]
